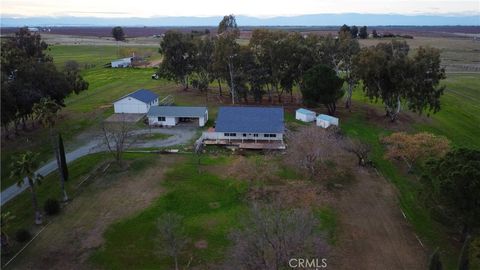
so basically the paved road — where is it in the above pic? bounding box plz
[1,127,196,205]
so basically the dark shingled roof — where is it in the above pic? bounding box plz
[120,89,158,103]
[215,107,284,133]
[147,106,207,117]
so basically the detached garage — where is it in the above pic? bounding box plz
[147,106,208,127]
[113,89,159,114]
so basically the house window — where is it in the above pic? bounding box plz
[243,133,247,137]
[158,117,166,121]
[253,134,258,137]
[230,133,237,137]
[264,134,269,138]
[269,134,277,138]
[224,133,229,137]
[224,133,236,137]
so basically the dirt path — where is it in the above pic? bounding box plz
[329,167,427,270]
[9,156,183,270]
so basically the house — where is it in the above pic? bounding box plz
[147,106,208,127]
[295,108,316,122]
[316,114,339,128]
[111,57,132,68]
[113,89,159,114]
[203,106,285,149]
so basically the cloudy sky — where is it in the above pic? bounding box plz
[1,0,478,17]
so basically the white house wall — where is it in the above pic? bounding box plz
[148,116,178,126]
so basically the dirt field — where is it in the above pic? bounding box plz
[8,155,183,270]
[329,166,426,270]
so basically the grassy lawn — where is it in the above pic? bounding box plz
[90,155,248,269]
[415,73,480,149]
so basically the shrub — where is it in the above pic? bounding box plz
[44,198,61,216]
[15,229,32,243]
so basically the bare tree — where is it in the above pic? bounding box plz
[226,201,328,270]
[286,126,340,179]
[156,213,188,270]
[101,116,136,163]
[343,138,371,166]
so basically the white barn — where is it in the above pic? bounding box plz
[113,89,159,114]
[147,106,208,127]
[295,108,316,122]
[316,114,339,128]
[111,57,132,68]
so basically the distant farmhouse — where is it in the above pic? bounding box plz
[113,89,159,114]
[203,106,285,149]
[111,57,132,68]
[147,106,208,127]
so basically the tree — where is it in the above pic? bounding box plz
[382,132,450,172]
[350,25,359,38]
[101,117,136,163]
[428,248,443,270]
[1,28,88,135]
[58,133,69,201]
[158,31,196,89]
[64,60,89,94]
[32,97,69,201]
[1,212,15,253]
[156,213,188,270]
[10,151,44,224]
[339,24,351,35]
[192,36,215,92]
[286,126,341,179]
[359,26,368,39]
[216,14,240,104]
[344,138,371,166]
[354,41,446,121]
[421,148,480,242]
[301,64,344,115]
[372,29,379,38]
[337,32,360,110]
[112,26,125,41]
[226,201,328,270]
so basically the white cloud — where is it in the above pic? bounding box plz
[1,0,478,17]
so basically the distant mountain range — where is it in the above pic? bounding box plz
[1,13,479,27]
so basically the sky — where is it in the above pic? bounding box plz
[2,0,479,18]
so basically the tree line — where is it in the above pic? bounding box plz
[1,27,89,137]
[158,16,446,121]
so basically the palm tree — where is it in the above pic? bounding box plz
[10,151,44,225]
[33,97,69,201]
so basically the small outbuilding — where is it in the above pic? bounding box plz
[113,89,159,114]
[316,114,339,128]
[111,57,132,68]
[147,106,208,127]
[295,108,316,122]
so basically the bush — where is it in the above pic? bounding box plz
[15,229,32,243]
[44,198,61,216]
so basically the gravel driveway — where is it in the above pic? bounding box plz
[1,127,197,205]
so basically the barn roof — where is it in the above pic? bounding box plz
[117,89,159,104]
[147,106,207,118]
[215,107,284,133]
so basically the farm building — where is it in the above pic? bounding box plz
[111,57,132,68]
[316,114,339,128]
[113,89,159,114]
[147,106,208,127]
[203,106,285,149]
[295,108,316,122]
